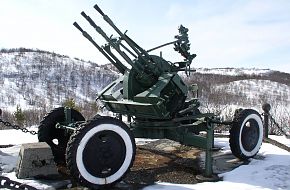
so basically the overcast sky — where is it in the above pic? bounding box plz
[1,0,290,73]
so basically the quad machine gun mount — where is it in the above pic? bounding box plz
[37,4,264,189]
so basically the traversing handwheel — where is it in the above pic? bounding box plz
[66,116,136,189]
[229,109,263,160]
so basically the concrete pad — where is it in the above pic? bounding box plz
[212,152,249,174]
[16,142,59,179]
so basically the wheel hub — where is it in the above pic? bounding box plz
[241,119,259,151]
[82,130,126,178]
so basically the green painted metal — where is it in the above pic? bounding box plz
[130,116,214,176]
[64,107,72,125]
[73,4,217,177]
[55,107,79,130]
[205,122,214,177]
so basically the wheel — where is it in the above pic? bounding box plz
[38,107,85,164]
[229,109,263,160]
[66,116,136,189]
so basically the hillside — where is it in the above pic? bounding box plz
[0,48,118,109]
[0,48,290,132]
[188,68,290,112]
[0,48,117,125]
[186,69,290,134]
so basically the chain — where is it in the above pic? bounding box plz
[0,118,37,135]
[0,111,38,190]
[269,115,289,138]
[0,176,38,190]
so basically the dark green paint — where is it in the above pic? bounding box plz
[71,4,217,177]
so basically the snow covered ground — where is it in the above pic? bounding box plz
[269,135,290,147]
[0,129,289,190]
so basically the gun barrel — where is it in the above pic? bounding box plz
[73,22,127,74]
[73,22,84,33]
[81,11,143,73]
[93,4,151,62]
[94,4,105,16]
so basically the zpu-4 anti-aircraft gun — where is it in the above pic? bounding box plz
[73,10,196,120]
[37,4,264,189]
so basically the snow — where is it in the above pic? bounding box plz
[0,129,289,190]
[269,135,290,147]
[0,51,116,112]
[212,79,290,120]
[145,142,290,190]
[0,127,38,145]
[196,68,272,76]
[3,171,69,190]
[215,79,290,103]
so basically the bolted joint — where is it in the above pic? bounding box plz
[205,117,214,130]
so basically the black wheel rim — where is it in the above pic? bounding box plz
[41,120,69,163]
[47,130,68,158]
[82,130,126,178]
[241,119,260,151]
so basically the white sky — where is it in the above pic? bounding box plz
[1,0,290,73]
